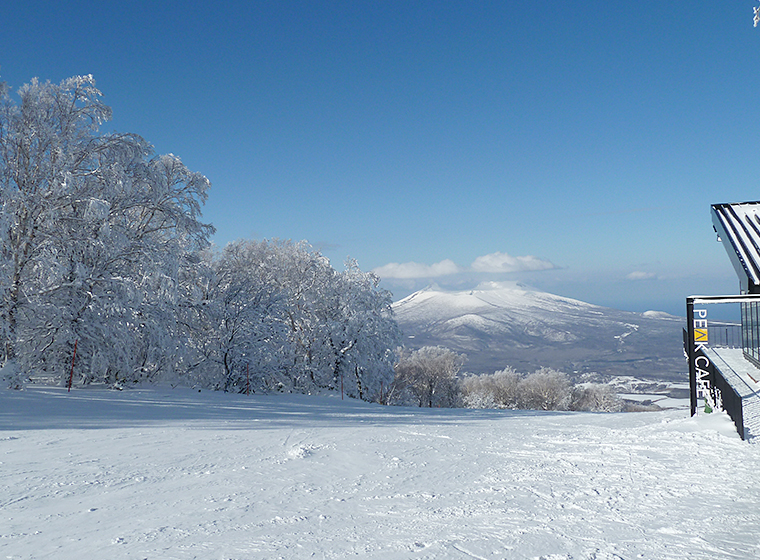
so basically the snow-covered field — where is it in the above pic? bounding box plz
[2,387,759,560]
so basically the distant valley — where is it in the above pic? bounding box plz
[392,282,687,382]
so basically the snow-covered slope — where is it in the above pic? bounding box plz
[393,281,685,379]
[1,386,757,560]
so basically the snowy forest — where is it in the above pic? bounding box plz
[0,75,400,398]
[0,75,643,413]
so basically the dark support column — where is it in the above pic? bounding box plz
[686,297,697,417]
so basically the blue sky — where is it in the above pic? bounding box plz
[3,1,760,315]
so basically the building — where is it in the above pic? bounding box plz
[685,201,760,442]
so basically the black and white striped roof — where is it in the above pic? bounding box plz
[712,202,760,292]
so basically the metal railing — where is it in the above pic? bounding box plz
[707,324,743,349]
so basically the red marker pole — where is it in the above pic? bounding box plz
[67,340,78,392]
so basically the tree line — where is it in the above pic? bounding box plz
[0,75,399,396]
[387,345,628,412]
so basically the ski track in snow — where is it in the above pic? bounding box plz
[1,387,759,560]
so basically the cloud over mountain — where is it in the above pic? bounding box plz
[373,252,555,279]
[471,252,556,273]
[372,259,461,279]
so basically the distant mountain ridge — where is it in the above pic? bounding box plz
[392,281,686,381]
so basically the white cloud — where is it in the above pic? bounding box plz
[374,251,557,280]
[373,259,462,279]
[470,252,555,273]
[626,271,657,281]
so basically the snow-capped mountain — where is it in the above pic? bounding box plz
[392,281,686,380]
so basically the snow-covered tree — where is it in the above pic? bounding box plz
[264,244,400,399]
[313,258,400,399]
[462,366,598,411]
[0,74,398,396]
[461,366,521,409]
[0,75,212,385]
[178,240,290,392]
[178,239,400,399]
[390,346,465,407]
[569,383,623,412]
[258,240,341,390]
[517,367,571,410]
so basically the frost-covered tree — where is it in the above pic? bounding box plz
[569,383,623,412]
[461,366,521,409]
[179,239,400,399]
[265,244,400,399]
[262,240,345,390]
[318,258,400,400]
[518,367,571,410]
[0,75,212,385]
[178,240,289,392]
[0,74,398,396]
[460,364,626,412]
[390,346,465,407]
[462,367,579,411]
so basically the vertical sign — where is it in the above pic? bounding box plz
[687,299,722,416]
[693,309,708,347]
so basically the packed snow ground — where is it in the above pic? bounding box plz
[2,387,759,560]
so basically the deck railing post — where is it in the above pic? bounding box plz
[686,298,697,417]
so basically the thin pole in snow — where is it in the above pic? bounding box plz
[341,373,344,400]
[67,340,78,393]
[246,363,250,396]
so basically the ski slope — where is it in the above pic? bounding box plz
[1,386,758,559]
